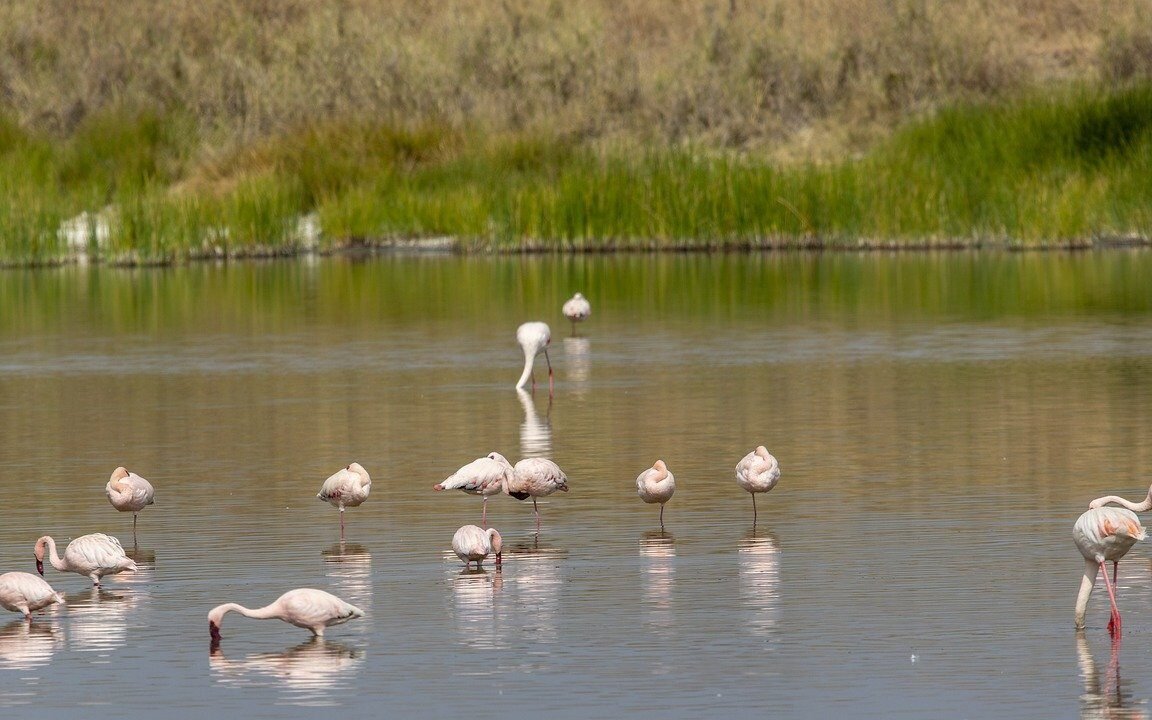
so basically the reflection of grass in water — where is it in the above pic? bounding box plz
[1,86,1152,264]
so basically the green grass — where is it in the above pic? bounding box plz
[1,85,1152,265]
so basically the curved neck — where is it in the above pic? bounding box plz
[1089,486,1152,512]
[38,536,67,571]
[516,351,535,389]
[211,602,281,626]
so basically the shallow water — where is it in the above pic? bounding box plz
[1,251,1151,718]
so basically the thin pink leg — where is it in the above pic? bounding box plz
[1113,561,1118,589]
[1100,561,1122,637]
[339,508,346,540]
[545,349,553,397]
[482,498,488,528]
[752,494,758,522]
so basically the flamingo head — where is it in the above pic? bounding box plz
[209,620,222,642]
[33,537,46,575]
[110,466,130,482]
[489,529,503,567]
[35,558,43,576]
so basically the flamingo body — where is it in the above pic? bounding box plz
[1073,506,1146,634]
[434,452,514,526]
[208,588,364,642]
[0,572,64,619]
[105,466,154,519]
[317,462,371,537]
[562,293,591,333]
[736,446,780,520]
[515,321,553,394]
[451,525,504,569]
[637,460,676,527]
[34,533,136,586]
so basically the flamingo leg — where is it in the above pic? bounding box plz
[1100,561,1123,637]
[544,349,553,397]
[482,498,488,528]
[533,497,541,534]
[1113,561,1119,590]
[659,504,665,529]
[339,507,346,540]
[752,493,758,522]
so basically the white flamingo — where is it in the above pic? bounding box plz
[0,572,65,619]
[317,463,372,539]
[1074,506,1146,637]
[736,446,780,521]
[208,588,364,643]
[434,452,514,527]
[561,293,591,334]
[105,466,155,538]
[34,533,137,586]
[516,321,553,396]
[636,460,676,529]
[507,457,569,533]
[451,525,504,569]
[1084,483,1152,587]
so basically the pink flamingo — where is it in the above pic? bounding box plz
[1073,506,1146,637]
[735,446,780,521]
[434,452,514,527]
[1087,483,1152,586]
[506,457,569,533]
[0,572,65,620]
[516,322,553,396]
[105,466,155,540]
[317,463,372,539]
[451,525,504,570]
[561,293,591,335]
[208,588,364,643]
[636,460,676,529]
[34,533,137,587]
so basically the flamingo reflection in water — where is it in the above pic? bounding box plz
[451,566,506,650]
[1077,630,1147,720]
[517,388,552,459]
[738,528,781,637]
[66,587,141,655]
[640,531,675,629]
[0,619,64,670]
[505,538,569,645]
[210,637,364,704]
[562,337,591,391]
[321,542,373,614]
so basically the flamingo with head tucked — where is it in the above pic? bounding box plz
[317,463,372,539]
[34,533,136,587]
[562,293,591,335]
[506,457,568,533]
[1074,506,1146,637]
[516,322,553,396]
[636,460,676,529]
[105,466,154,540]
[0,572,64,620]
[736,446,780,521]
[434,452,514,527]
[451,525,503,570]
[208,588,364,644]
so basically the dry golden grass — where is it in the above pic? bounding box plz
[0,0,1149,159]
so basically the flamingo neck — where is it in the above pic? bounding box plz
[37,536,67,572]
[1089,487,1152,512]
[516,349,536,390]
[210,602,282,628]
[1074,558,1098,629]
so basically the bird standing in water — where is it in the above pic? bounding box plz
[516,322,553,396]
[451,525,503,570]
[636,460,676,529]
[105,466,155,542]
[434,452,515,527]
[506,457,569,534]
[317,463,372,540]
[562,293,591,335]
[34,533,137,587]
[1073,506,1146,637]
[736,446,780,522]
[0,572,64,620]
[208,588,364,644]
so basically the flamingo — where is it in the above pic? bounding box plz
[1074,506,1146,637]
[317,462,372,539]
[451,525,504,569]
[506,457,569,533]
[434,452,514,527]
[636,460,676,529]
[561,293,591,335]
[208,588,364,643]
[516,321,553,396]
[1087,483,1152,586]
[736,446,780,521]
[105,466,154,540]
[0,572,64,620]
[34,533,137,586]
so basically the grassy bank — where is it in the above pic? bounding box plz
[1,84,1151,265]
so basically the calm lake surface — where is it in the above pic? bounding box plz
[1,251,1151,718]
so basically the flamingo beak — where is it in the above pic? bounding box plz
[495,551,502,567]
[209,621,221,642]
[35,559,43,576]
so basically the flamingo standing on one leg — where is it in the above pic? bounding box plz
[516,322,553,397]
[636,460,676,530]
[105,466,155,541]
[317,463,372,540]
[561,293,591,335]
[506,457,569,534]
[34,533,137,587]
[208,588,364,645]
[1073,506,1146,637]
[451,525,504,570]
[0,572,65,620]
[735,446,780,522]
[434,452,515,527]
[1088,483,1152,587]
